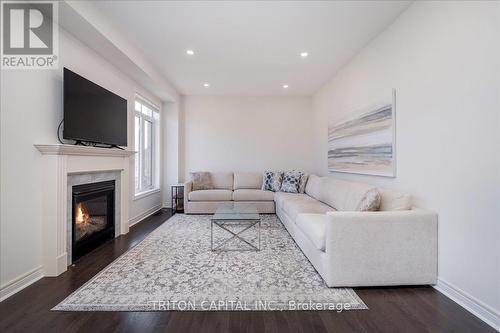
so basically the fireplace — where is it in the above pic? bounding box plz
[72,180,115,261]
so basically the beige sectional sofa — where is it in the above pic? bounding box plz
[184,172,438,287]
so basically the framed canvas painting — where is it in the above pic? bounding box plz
[327,90,396,177]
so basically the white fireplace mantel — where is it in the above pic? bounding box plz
[34,144,136,157]
[34,144,136,277]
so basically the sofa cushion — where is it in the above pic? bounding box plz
[262,171,283,192]
[274,192,315,207]
[321,177,381,211]
[188,189,232,201]
[305,174,324,200]
[280,170,303,193]
[282,197,334,220]
[210,172,234,190]
[295,214,328,251]
[232,189,275,201]
[234,172,262,189]
[379,189,412,211]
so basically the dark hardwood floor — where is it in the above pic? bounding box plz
[0,209,495,333]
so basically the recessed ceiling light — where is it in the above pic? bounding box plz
[203,83,210,87]
[283,84,289,89]
[300,52,308,58]
[186,49,194,55]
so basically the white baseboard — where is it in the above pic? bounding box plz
[56,252,68,276]
[0,266,44,302]
[128,204,163,228]
[434,278,500,331]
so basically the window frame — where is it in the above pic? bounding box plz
[134,94,160,199]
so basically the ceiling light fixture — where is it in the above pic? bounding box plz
[203,83,210,87]
[186,49,194,55]
[283,84,289,89]
[300,52,308,58]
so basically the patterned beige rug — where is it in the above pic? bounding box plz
[53,214,367,311]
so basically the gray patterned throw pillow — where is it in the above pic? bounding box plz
[298,173,309,193]
[190,172,213,190]
[280,170,303,193]
[262,171,283,192]
[356,188,382,211]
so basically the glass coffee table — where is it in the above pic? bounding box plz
[211,202,261,251]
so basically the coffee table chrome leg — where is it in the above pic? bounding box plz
[215,221,257,250]
[211,219,260,251]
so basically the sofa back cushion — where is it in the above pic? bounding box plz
[305,174,324,201]
[379,189,412,211]
[234,172,262,189]
[210,172,234,190]
[313,177,381,211]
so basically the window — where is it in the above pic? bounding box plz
[134,95,160,197]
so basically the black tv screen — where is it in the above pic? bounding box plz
[63,68,127,146]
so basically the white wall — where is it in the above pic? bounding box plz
[182,96,314,178]
[0,29,166,291]
[313,0,500,322]
[162,101,182,207]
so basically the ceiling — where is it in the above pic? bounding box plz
[93,1,411,96]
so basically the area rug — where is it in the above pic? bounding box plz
[53,214,367,311]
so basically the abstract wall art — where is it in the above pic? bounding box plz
[327,90,396,177]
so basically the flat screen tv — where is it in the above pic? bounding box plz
[63,68,127,147]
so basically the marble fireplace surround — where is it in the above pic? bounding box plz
[35,144,135,276]
[67,171,122,265]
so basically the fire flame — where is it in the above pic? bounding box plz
[75,204,89,224]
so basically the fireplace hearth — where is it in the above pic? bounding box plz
[72,180,115,261]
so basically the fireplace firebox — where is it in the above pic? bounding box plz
[72,180,115,261]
